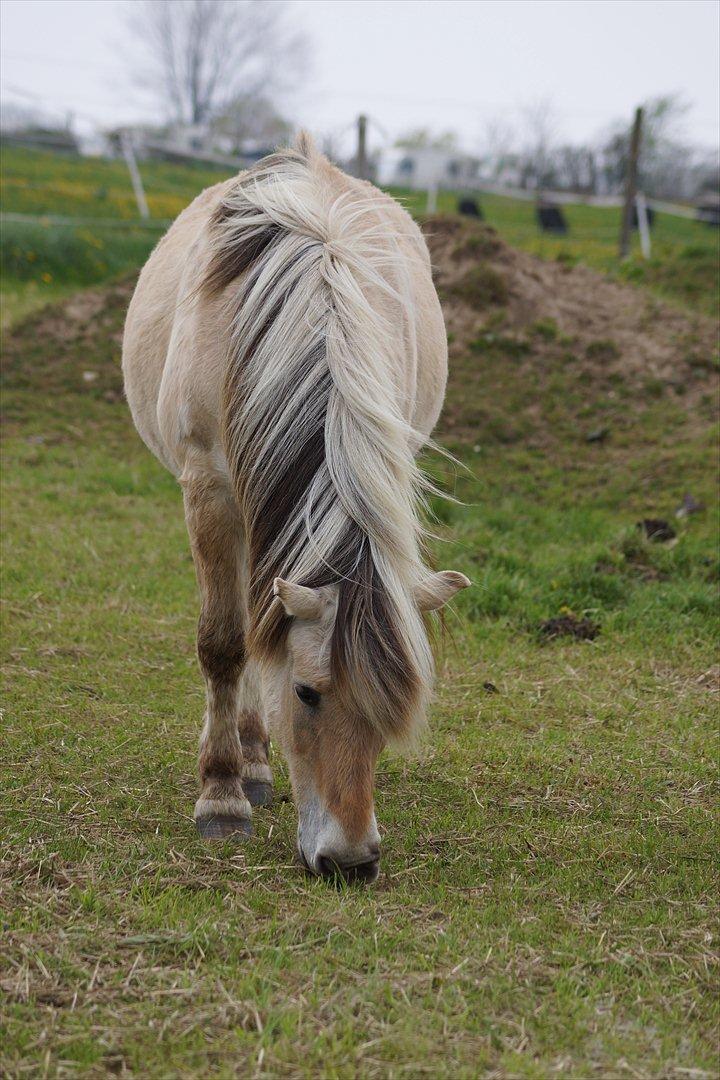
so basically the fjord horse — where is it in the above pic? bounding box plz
[122,135,469,882]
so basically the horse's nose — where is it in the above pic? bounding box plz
[315,845,380,884]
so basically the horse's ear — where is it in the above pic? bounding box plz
[295,129,317,160]
[415,571,471,612]
[273,578,325,620]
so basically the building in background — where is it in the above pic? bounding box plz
[376,146,481,190]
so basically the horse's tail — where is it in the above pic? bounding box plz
[202,133,434,740]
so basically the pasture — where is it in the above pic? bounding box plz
[1,156,719,1077]
[1,145,718,327]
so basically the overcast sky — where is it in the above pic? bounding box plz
[1,0,718,153]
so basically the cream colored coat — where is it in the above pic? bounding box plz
[123,169,448,485]
[121,150,465,879]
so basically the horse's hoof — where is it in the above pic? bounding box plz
[242,779,274,807]
[195,814,253,840]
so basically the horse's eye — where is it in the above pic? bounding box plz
[294,684,321,709]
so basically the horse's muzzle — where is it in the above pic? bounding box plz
[298,844,381,884]
[316,849,380,884]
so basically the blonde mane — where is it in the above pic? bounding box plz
[202,135,435,739]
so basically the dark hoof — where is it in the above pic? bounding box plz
[242,779,274,807]
[195,814,253,840]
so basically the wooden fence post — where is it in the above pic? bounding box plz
[619,107,643,258]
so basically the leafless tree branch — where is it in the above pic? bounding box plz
[127,0,309,126]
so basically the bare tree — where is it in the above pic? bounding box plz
[211,94,293,152]
[520,98,559,189]
[556,144,597,193]
[598,94,704,199]
[128,0,309,126]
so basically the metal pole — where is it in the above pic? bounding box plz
[619,106,643,259]
[121,130,150,219]
[357,114,368,180]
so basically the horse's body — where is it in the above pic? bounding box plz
[123,136,468,881]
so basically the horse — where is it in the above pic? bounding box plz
[122,133,469,883]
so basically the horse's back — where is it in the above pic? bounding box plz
[122,155,447,480]
[122,177,235,475]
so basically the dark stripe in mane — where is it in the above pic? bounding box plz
[202,149,427,740]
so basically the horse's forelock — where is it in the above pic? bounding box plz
[331,541,426,743]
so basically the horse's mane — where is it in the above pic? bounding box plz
[202,133,434,741]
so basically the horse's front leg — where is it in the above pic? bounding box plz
[182,470,253,839]
[237,664,274,807]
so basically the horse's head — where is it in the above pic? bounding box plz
[262,572,469,883]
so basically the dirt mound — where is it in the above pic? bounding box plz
[424,215,717,385]
[420,216,718,445]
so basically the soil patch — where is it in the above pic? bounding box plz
[538,615,600,641]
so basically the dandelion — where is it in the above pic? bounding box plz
[41,272,53,283]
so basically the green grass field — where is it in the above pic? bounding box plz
[1,191,718,1080]
[2,145,718,329]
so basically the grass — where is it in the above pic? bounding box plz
[1,267,718,1076]
[2,145,718,327]
[1,144,227,220]
[0,145,218,328]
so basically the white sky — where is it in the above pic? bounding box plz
[1,0,718,153]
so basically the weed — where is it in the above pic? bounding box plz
[469,332,532,358]
[452,228,502,261]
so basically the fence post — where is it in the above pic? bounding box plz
[619,106,643,259]
[635,191,651,259]
[426,183,438,214]
[121,130,150,220]
[356,114,368,180]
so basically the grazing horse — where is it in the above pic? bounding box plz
[122,134,469,882]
